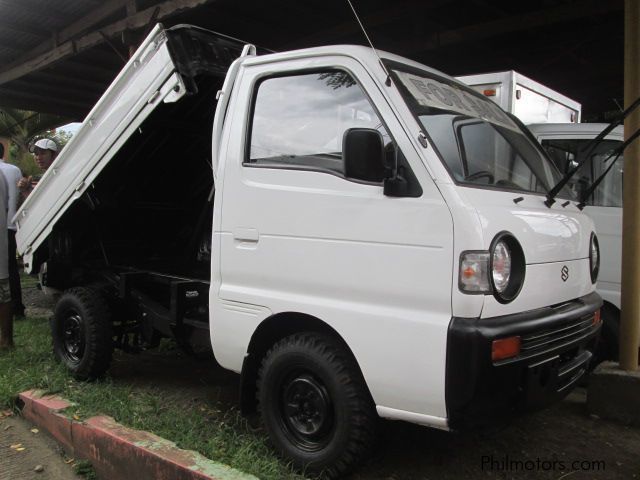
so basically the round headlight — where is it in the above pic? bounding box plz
[490,232,526,303]
[492,241,512,293]
[589,233,600,284]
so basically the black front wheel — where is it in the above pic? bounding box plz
[52,287,113,380]
[257,333,377,478]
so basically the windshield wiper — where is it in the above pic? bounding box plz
[544,95,640,208]
[576,127,640,210]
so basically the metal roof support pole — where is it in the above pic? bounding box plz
[620,0,640,371]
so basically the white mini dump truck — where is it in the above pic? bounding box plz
[16,24,603,478]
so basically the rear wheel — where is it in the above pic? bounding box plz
[257,333,377,479]
[52,287,113,380]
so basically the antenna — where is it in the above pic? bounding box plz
[346,0,392,86]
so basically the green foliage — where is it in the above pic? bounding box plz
[0,108,69,175]
[0,317,305,480]
[73,460,97,480]
[12,151,38,177]
[0,108,67,150]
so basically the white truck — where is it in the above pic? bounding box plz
[16,25,602,478]
[528,122,624,362]
[456,70,582,124]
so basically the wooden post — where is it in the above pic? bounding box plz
[620,0,640,370]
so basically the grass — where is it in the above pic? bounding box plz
[73,460,97,480]
[19,273,40,289]
[0,316,305,480]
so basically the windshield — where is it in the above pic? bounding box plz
[391,67,573,198]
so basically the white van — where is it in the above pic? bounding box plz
[456,70,582,124]
[529,122,624,361]
[16,25,602,478]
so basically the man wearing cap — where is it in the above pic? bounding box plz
[0,143,25,318]
[18,138,58,202]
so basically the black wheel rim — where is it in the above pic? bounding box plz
[61,311,85,363]
[279,371,334,452]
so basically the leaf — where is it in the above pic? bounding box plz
[30,428,39,434]
[10,443,22,449]
[16,447,26,451]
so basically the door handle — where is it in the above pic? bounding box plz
[233,227,259,243]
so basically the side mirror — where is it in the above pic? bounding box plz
[343,128,386,183]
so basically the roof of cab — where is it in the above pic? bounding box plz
[239,44,464,88]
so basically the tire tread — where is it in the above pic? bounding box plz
[257,332,376,479]
[52,287,113,380]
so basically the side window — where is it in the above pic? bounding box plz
[541,139,623,207]
[247,70,391,178]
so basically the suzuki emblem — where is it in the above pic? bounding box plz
[561,265,569,282]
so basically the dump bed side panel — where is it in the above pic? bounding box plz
[16,25,181,271]
[16,25,247,273]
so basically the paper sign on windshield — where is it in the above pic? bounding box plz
[395,71,520,132]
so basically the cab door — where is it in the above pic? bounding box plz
[212,55,454,419]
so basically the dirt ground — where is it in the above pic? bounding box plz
[22,283,56,319]
[21,283,640,480]
[0,414,81,480]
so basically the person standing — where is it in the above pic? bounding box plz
[0,169,13,349]
[18,138,58,202]
[0,143,25,317]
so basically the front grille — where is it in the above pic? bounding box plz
[520,314,595,357]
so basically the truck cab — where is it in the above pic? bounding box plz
[16,25,602,478]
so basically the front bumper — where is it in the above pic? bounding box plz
[446,292,602,431]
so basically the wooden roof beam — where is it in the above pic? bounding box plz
[0,0,218,86]
[13,0,130,64]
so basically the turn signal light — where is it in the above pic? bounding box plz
[483,89,496,96]
[492,336,521,362]
[593,309,601,325]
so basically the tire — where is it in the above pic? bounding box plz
[257,333,377,479]
[52,287,113,380]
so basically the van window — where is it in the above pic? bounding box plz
[247,70,390,178]
[542,139,623,207]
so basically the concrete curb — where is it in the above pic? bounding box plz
[18,390,258,480]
